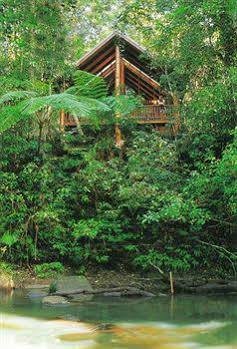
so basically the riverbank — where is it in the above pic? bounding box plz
[5,266,237,296]
[12,267,166,293]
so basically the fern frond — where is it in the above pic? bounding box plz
[0,71,111,133]
[103,94,143,117]
[0,92,111,133]
[66,70,108,99]
[0,91,37,105]
[20,93,110,117]
[0,105,24,133]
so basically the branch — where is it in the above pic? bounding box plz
[196,239,237,277]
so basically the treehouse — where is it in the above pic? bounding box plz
[61,32,179,134]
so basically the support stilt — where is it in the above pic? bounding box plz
[115,45,124,148]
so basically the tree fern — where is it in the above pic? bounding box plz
[0,91,37,105]
[66,70,108,99]
[0,71,111,133]
[103,94,143,117]
[0,71,141,133]
[0,93,110,133]
[0,105,24,133]
[20,93,109,117]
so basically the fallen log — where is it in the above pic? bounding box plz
[51,286,155,298]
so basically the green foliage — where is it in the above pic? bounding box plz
[134,249,199,272]
[0,262,14,275]
[68,70,108,99]
[119,0,237,152]
[49,282,58,294]
[0,123,236,273]
[0,0,236,277]
[0,73,111,133]
[34,262,65,279]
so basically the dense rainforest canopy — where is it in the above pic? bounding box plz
[0,0,236,277]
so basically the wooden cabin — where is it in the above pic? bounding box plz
[62,32,179,134]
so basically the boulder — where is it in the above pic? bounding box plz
[55,275,93,293]
[42,295,69,306]
[54,275,93,301]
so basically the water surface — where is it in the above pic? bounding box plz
[1,289,237,348]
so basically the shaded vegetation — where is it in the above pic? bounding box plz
[0,0,236,276]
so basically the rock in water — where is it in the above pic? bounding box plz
[55,276,93,301]
[42,295,69,305]
[55,276,93,292]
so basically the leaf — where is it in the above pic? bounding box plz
[0,232,18,247]
[66,70,108,99]
[0,93,111,133]
[0,91,37,105]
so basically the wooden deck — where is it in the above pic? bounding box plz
[131,105,168,124]
[63,104,170,126]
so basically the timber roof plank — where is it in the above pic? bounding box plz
[76,31,166,100]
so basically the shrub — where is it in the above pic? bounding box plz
[34,262,65,279]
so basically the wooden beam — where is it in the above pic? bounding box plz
[126,75,155,100]
[124,51,148,72]
[126,71,160,99]
[123,58,162,91]
[76,32,116,68]
[126,72,160,99]
[137,119,167,124]
[83,46,115,72]
[120,58,125,93]
[103,68,115,79]
[115,45,121,94]
[91,52,115,74]
[76,31,145,68]
[98,61,116,78]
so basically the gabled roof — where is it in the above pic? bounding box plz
[76,32,165,99]
[76,31,145,68]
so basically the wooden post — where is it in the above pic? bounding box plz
[169,271,174,295]
[120,58,125,93]
[115,45,121,95]
[115,45,123,148]
[59,109,65,132]
[170,294,174,319]
[171,93,180,135]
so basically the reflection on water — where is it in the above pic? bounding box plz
[1,289,237,348]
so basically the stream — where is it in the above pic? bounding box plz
[1,289,237,348]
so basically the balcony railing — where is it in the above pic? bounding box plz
[131,104,169,124]
[63,104,172,126]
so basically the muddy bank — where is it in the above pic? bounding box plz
[11,267,237,296]
[87,269,237,295]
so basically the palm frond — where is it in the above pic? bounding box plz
[66,70,108,99]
